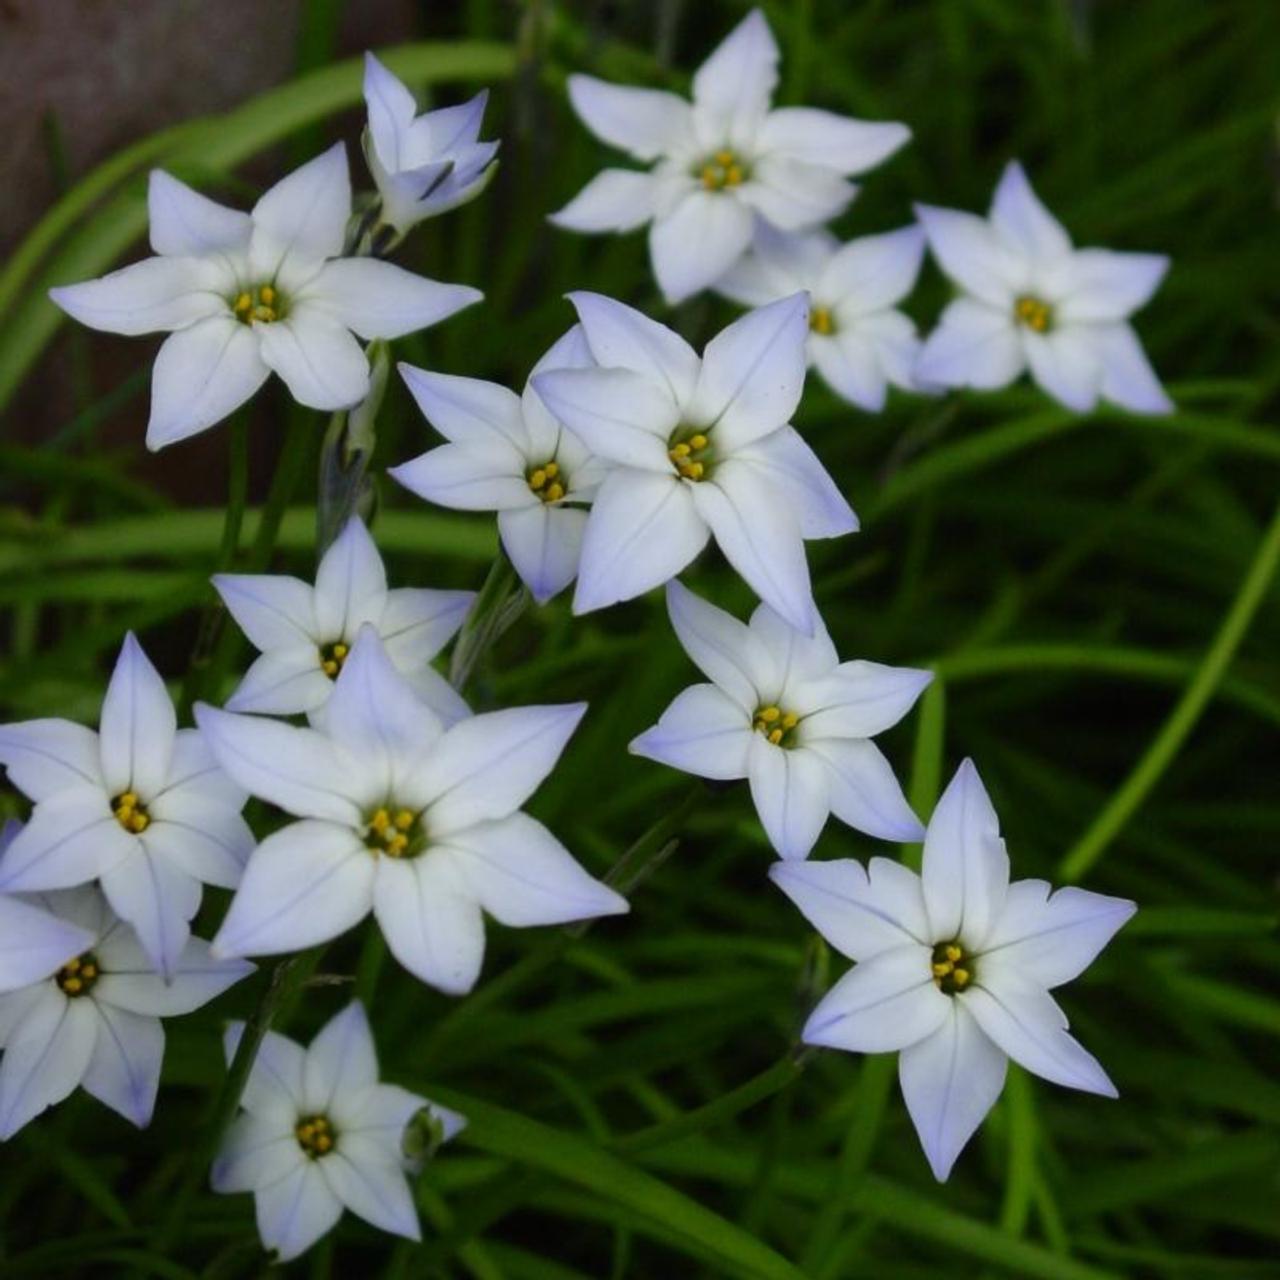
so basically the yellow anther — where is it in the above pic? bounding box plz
[1014,294,1052,333]
[544,461,559,479]
[65,957,81,973]
[259,285,276,306]
[768,728,784,745]
[315,1134,332,1152]
[810,306,835,336]
[688,433,709,451]
[725,164,743,186]
[701,165,720,190]
[385,833,409,856]
[394,809,414,831]
[332,643,348,659]
[233,292,252,313]
[544,481,565,502]
[952,968,971,987]
[685,461,704,480]
[781,711,800,730]
[932,961,953,978]
[945,945,963,963]
[62,977,82,994]
[129,812,150,833]
[715,149,735,166]
[758,706,781,723]
[81,963,97,980]
[370,809,391,833]
[529,468,547,490]
[322,660,339,676]
[118,792,138,810]
[251,305,275,322]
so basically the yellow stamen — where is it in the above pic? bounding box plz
[544,461,559,479]
[258,285,276,306]
[688,433,708,451]
[1014,294,1053,333]
[767,728,783,745]
[810,305,835,336]
[332,643,348,659]
[670,443,691,459]
[932,961,953,978]
[394,809,414,831]
[945,945,963,963]
[117,792,138,810]
[952,968,971,987]
[714,149,735,167]
[128,812,150,833]
[62,977,82,994]
[322,660,339,676]
[781,711,799,730]
[725,164,743,186]
[758,706,781,723]
[544,481,565,502]
[233,292,252,314]
[529,468,547,490]
[701,165,720,190]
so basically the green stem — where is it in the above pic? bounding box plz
[903,677,947,872]
[448,553,527,691]
[1058,497,1280,881]
[999,1065,1037,1236]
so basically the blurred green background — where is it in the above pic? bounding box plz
[1,1,1278,1276]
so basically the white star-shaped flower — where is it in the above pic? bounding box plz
[551,7,910,303]
[914,161,1171,414]
[49,145,483,450]
[215,515,473,724]
[0,886,252,1139]
[212,1001,463,1262]
[0,634,254,977]
[390,326,608,603]
[196,628,627,994]
[363,52,499,238]
[631,583,928,859]
[772,759,1136,1181]
[532,291,856,634]
[717,223,928,412]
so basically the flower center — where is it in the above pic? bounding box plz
[364,805,424,859]
[112,791,150,834]
[753,704,800,747]
[698,149,748,191]
[295,1113,336,1158]
[231,283,284,325]
[667,428,712,482]
[56,952,100,998]
[810,306,836,336]
[1013,294,1053,333]
[318,641,350,680]
[527,460,566,504]
[931,941,974,995]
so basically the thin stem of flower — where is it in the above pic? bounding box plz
[1059,496,1280,881]
[903,676,947,873]
[448,552,528,692]
[1000,1065,1038,1236]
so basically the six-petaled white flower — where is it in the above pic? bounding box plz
[632,583,928,859]
[390,326,608,603]
[552,8,910,304]
[0,886,252,1138]
[212,1001,463,1262]
[363,52,499,239]
[215,515,473,724]
[915,161,1171,414]
[0,634,254,978]
[717,223,929,412]
[197,628,627,994]
[49,145,483,450]
[772,758,1135,1181]
[532,292,856,633]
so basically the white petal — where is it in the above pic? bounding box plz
[213,572,317,651]
[226,649,333,716]
[140,798,252,890]
[499,504,585,604]
[399,667,472,729]
[157,726,246,811]
[856,310,925,392]
[963,973,1116,1096]
[900,1002,1007,1182]
[530,366,677,473]
[363,52,418,168]
[146,315,270,450]
[225,1023,305,1118]
[922,759,1009,947]
[99,633,177,799]
[398,365,527,453]
[629,684,753,781]
[990,161,1071,262]
[342,1081,462,1144]
[0,719,103,802]
[694,464,815,634]
[0,988,97,1138]
[256,307,370,411]
[417,703,585,833]
[689,294,809,451]
[95,932,253,1016]
[148,170,252,257]
[566,75,693,160]
[811,333,887,410]
[915,203,1026,308]
[568,291,700,405]
[746,599,838,691]
[320,1145,420,1241]
[550,169,659,233]
[523,324,596,454]
[312,517,388,642]
[303,1002,378,1112]
[49,256,226,336]
[391,442,532,511]
[664,580,768,711]
[757,108,910,175]
[691,8,779,146]
[194,705,363,824]
[254,1160,344,1263]
[805,738,924,843]
[251,142,350,272]
[380,587,474,666]
[820,225,926,313]
[302,258,480,340]
[448,812,627,926]
[746,734,830,860]
[649,193,755,304]
[737,156,855,231]
[771,855,930,960]
[1021,328,1101,412]
[100,848,200,979]
[914,298,1023,391]
[0,790,134,892]
[80,1002,163,1127]
[574,471,708,614]
[799,661,933,740]
[0,895,94,993]
[1051,249,1169,323]
[373,854,485,994]
[802,944,949,1053]
[980,880,1136,989]
[212,1112,301,1193]
[213,821,374,959]
[733,426,857,539]
[1090,323,1173,415]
